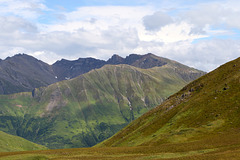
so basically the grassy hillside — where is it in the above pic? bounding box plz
[1,139,240,159]
[0,64,204,149]
[99,57,240,148]
[0,131,47,152]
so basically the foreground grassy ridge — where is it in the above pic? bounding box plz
[99,57,240,147]
[0,64,203,149]
[0,131,47,152]
[1,132,240,160]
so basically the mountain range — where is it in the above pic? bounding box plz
[0,53,204,94]
[0,53,205,149]
[52,53,171,81]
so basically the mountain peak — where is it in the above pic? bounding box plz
[107,54,124,64]
[0,53,57,94]
[145,53,155,56]
[111,54,122,58]
[5,54,47,65]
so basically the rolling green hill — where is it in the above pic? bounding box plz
[99,57,240,148]
[0,63,204,149]
[0,131,47,152]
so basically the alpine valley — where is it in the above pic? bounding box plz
[1,56,239,160]
[0,53,205,149]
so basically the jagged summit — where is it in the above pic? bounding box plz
[52,57,106,81]
[107,53,170,68]
[52,53,205,81]
[107,54,124,64]
[0,53,205,94]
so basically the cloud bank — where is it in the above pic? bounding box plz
[0,0,239,72]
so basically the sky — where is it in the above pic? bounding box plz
[0,0,240,72]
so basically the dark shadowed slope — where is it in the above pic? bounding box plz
[99,57,240,148]
[52,57,106,81]
[0,54,57,94]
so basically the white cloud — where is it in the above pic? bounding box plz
[181,1,240,32]
[139,22,208,43]
[43,6,154,33]
[143,39,240,72]
[0,0,47,20]
[30,51,64,64]
[65,6,153,21]
[0,0,239,72]
[0,16,37,33]
[143,11,173,31]
[28,6,154,61]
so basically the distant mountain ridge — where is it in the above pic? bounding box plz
[52,53,191,81]
[0,53,205,94]
[107,53,167,68]
[52,57,106,81]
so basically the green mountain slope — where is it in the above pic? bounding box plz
[99,57,240,148]
[0,131,47,152]
[0,64,204,149]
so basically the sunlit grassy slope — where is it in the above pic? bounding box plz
[1,134,240,160]
[99,57,240,148]
[0,131,47,152]
[0,64,204,149]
